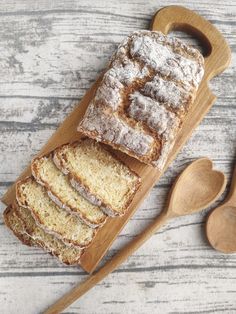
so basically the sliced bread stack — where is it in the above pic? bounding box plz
[4,138,140,265]
[53,139,140,216]
[4,204,83,265]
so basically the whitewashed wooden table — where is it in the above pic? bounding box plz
[0,1,235,313]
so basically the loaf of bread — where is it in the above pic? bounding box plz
[32,154,107,228]
[16,177,96,248]
[78,31,204,168]
[4,204,83,265]
[53,138,141,216]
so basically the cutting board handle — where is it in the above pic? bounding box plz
[151,5,231,80]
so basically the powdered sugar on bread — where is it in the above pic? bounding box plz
[78,30,204,168]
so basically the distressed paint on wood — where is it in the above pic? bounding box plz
[0,0,236,313]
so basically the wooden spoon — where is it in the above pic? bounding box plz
[44,158,226,314]
[206,163,236,253]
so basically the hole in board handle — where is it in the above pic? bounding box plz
[167,23,212,58]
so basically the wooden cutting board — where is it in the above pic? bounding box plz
[1,6,231,273]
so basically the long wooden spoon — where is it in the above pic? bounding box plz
[44,158,226,314]
[206,162,236,253]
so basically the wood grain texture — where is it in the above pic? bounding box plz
[0,0,236,313]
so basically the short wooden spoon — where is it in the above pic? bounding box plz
[207,163,236,253]
[44,158,226,314]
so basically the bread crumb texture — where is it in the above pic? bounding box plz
[16,177,95,247]
[32,155,107,226]
[54,139,140,215]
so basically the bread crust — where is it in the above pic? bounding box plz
[53,139,141,216]
[31,154,107,228]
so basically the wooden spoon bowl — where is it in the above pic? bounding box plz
[207,205,236,253]
[167,158,226,218]
[207,163,236,253]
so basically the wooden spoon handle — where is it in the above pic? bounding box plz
[44,212,169,314]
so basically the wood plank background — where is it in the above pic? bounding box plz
[0,0,235,313]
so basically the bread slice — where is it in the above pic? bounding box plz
[4,204,83,265]
[16,177,96,248]
[14,204,83,265]
[31,154,107,228]
[53,138,141,216]
[78,30,204,169]
[4,206,34,247]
